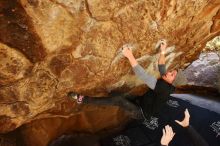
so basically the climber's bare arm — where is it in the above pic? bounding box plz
[158,40,167,76]
[158,42,166,65]
[122,47,157,90]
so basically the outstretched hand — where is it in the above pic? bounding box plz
[161,125,175,146]
[175,109,190,127]
[122,45,133,59]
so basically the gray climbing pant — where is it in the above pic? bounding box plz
[83,96,144,119]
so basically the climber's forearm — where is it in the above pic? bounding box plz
[158,51,165,65]
[127,53,138,67]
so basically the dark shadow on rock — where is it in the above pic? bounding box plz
[0,0,46,63]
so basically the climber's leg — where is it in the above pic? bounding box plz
[67,92,144,119]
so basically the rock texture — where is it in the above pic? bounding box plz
[184,52,220,88]
[0,0,220,145]
[182,36,220,94]
[19,106,127,146]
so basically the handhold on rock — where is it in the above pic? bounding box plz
[155,39,167,52]
[111,43,137,66]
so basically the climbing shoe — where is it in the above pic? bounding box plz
[67,92,84,104]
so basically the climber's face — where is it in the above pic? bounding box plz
[162,70,177,84]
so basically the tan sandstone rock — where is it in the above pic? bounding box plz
[0,0,220,145]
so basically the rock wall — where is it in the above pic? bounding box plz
[181,36,220,95]
[19,106,128,146]
[0,0,220,142]
[184,52,220,88]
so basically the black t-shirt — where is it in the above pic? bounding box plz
[139,79,175,118]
